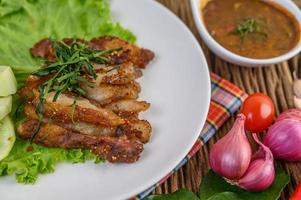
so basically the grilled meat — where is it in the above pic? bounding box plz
[89,36,155,68]
[18,120,143,163]
[24,104,151,143]
[20,75,141,106]
[29,89,125,126]
[19,36,153,163]
[82,81,141,106]
[105,99,150,117]
[118,119,152,143]
[30,36,155,68]
[30,38,56,62]
[92,62,143,85]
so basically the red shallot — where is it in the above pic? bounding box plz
[238,134,275,192]
[209,114,252,180]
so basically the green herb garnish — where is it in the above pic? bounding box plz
[232,18,260,39]
[31,39,120,142]
[70,97,78,124]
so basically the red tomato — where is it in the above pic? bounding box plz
[240,93,275,133]
[290,181,301,200]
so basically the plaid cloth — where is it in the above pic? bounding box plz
[132,73,248,200]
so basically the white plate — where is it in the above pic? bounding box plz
[0,0,210,199]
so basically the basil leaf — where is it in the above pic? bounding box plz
[199,169,290,200]
[145,189,199,200]
[208,192,239,200]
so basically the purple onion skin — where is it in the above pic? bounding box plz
[238,153,275,192]
[276,109,301,122]
[209,114,252,180]
[263,119,301,161]
[238,134,275,192]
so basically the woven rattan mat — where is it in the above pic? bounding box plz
[153,1,301,199]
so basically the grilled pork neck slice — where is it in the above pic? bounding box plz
[18,120,143,163]
[24,104,152,143]
[89,36,154,68]
[18,36,154,163]
[19,75,142,106]
[92,62,143,85]
[30,36,155,68]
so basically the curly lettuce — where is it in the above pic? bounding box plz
[0,0,136,83]
[0,0,136,183]
[0,139,100,184]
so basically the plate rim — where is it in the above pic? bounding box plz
[114,0,211,199]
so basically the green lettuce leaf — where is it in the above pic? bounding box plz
[0,0,136,84]
[0,139,100,184]
[199,169,290,200]
[0,0,136,184]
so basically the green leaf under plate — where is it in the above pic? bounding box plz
[199,169,290,200]
[145,189,199,200]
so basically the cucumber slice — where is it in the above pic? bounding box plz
[0,66,17,96]
[0,96,12,121]
[0,116,16,161]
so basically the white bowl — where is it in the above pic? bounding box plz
[190,0,301,67]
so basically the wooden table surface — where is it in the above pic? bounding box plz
[154,1,301,199]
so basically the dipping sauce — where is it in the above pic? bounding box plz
[203,0,301,59]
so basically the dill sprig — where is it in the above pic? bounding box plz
[30,39,120,142]
[232,18,260,39]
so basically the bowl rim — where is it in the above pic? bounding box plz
[190,0,301,66]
